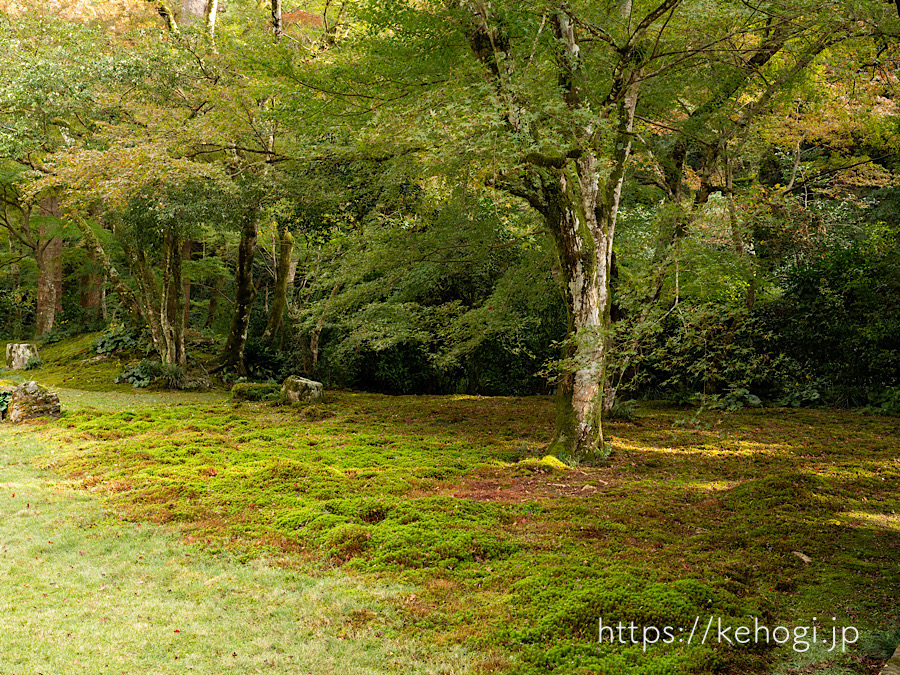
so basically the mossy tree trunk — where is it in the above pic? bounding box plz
[463,6,640,458]
[124,231,187,366]
[204,275,225,329]
[35,234,62,336]
[506,128,635,459]
[159,230,187,366]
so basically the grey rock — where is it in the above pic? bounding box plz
[5,381,61,422]
[281,376,324,405]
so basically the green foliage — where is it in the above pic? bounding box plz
[777,379,825,408]
[158,363,186,390]
[37,319,80,345]
[710,385,762,412]
[114,360,162,388]
[863,386,900,417]
[23,356,44,370]
[294,185,564,395]
[763,232,900,395]
[241,341,290,383]
[92,324,146,356]
[0,389,12,415]
[861,626,900,660]
[604,398,639,422]
[0,288,35,341]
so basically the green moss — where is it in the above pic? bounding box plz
[516,454,569,473]
[30,392,900,674]
[325,523,371,559]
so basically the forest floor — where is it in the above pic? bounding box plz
[0,335,898,674]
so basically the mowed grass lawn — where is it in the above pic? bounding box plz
[15,384,900,674]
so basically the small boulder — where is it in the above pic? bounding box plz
[6,343,39,370]
[281,376,324,405]
[6,381,61,422]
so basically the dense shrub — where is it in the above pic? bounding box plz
[93,324,151,356]
[115,360,162,388]
[763,238,900,392]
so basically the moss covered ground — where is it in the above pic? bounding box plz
[4,337,899,674]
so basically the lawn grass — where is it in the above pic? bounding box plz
[25,387,899,674]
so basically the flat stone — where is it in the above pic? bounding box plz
[6,343,39,370]
[281,376,324,405]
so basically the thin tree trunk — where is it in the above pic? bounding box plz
[100,281,108,322]
[204,276,225,329]
[148,0,180,34]
[35,236,62,335]
[161,231,187,366]
[216,211,259,375]
[71,214,143,324]
[129,243,168,362]
[204,0,219,38]
[181,240,192,330]
[725,148,756,311]
[271,0,282,38]
[261,224,293,343]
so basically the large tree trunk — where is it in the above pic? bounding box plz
[35,236,62,336]
[216,212,258,375]
[512,101,637,460]
[261,224,293,343]
[35,197,64,336]
[180,0,206,25]
[79,250,103,319]
[544,159,607,457]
